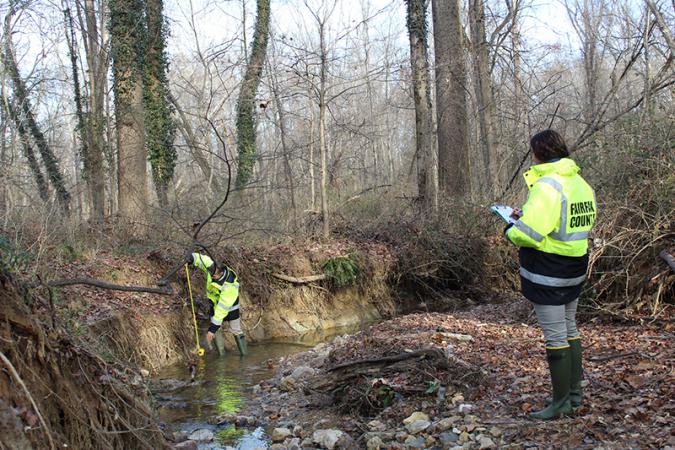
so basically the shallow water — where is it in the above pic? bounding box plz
[153,324,367,449]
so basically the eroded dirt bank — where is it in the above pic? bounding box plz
[0,268,169,450]
[51,240,409,371]
[232,300,674,450]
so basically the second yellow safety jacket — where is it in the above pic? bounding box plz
[190,253,240,331]
[506,158,597,305]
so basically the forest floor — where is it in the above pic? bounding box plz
[38,246,674,449]
[238,298,674,450]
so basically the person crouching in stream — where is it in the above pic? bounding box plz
[185,252,248,356]
[504,129,597,420]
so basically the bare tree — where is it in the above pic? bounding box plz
[405,0,438,211]
[468,0,499,197]
[432,0,470,198]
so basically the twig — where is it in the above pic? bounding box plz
[499,104,561,200]
[588,351,639,362]
[158,116,235,286]
[328,348,445,372]
[0,350,56,450]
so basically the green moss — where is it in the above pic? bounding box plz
[322,254,360,287]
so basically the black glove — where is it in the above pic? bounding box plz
[184,253,194,265]
[503,223,514,236]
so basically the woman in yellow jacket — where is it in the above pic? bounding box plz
[505,130,596,420]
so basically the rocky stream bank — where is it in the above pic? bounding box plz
[163,299,674,450]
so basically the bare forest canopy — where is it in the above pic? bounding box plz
[0,0,672,246]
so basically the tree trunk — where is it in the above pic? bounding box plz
[432,0,470,199]
[65,5,105,220]
[469,0,498,198]
[235,0,271,188]
[3,99,49,202]
[308,82,316,211]
[80,0,107,220]
[319,20,330,239]
[406,0,438,211]
[270,71,298,230]
[110,0,147,223]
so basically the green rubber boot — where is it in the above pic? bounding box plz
[234,334,248,356]
[545,338,583,408]
[214,331,226,356]
[530,347,572,420]
[568,338,583,407]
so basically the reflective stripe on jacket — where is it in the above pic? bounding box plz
[505,159,596,305]
[191,253,240,326]
[506,158,596,256]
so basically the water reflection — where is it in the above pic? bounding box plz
[153,322,372,448]
[154,341,308,424]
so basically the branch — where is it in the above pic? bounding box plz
[588,351,639,362]
[47,278,173,295]
[158,116,235,286]
[328,348,446,372]
[499,104,560,199]
[646,0,675,56]
[336,184,392,209]
[271,273,327,284]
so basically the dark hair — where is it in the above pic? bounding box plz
[208,263,219,276]
[530,129,569,162]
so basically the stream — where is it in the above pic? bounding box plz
[152,325,366,449]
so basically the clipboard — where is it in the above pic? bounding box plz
[490,205,517,225]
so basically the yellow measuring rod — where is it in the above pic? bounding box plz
[185,264,205,357]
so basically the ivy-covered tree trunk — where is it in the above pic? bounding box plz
[64,6,106,220]
[3,100,49,202]
[405,0,438,212]
[235,0,270,188]
[432,0,470,198]
[3,7,71,213]
[144,0,175,208]
[110,0,148,222]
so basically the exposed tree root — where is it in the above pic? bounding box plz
[0,268,169,450]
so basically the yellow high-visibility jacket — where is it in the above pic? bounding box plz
[506,158,597,304]
[191,253,240,330]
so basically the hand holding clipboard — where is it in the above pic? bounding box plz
[490,205,522,225]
